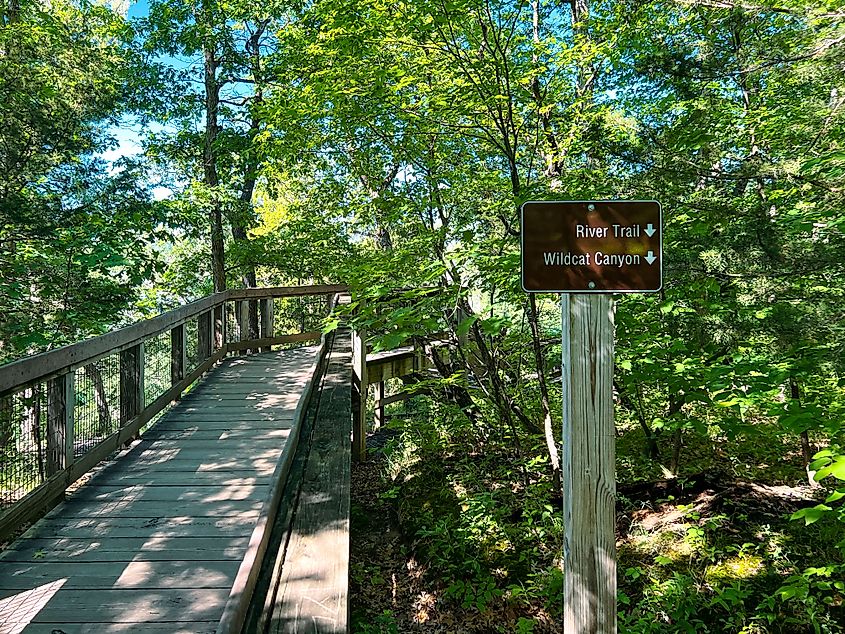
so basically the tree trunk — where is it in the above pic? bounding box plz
[84,363,112,436]
[790,377,818,485]
[527,294,562,497]
[530,0,561,180]
[615,379,659,459]
[202,2,226,293]
[669,428,682,476]
[229,21,270,348]
[666,393,685,476]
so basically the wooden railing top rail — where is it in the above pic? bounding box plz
[0,283,347,396]
[228,284,347,300]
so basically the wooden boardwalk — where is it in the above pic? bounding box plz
[0,345,323,634]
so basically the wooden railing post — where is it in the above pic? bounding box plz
[352,302,368,462]
[47,373,74,475]
[260,298,274,353]
[250,299,259,341]
[120,343,144,426]
[374,381,384,430]
[198,310,213,361]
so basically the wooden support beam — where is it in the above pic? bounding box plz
[374,381,385,430]
[198,310,213,361]
[226,332,321,353]
[364,343,446,383]
[375,387,429,409]
[351,307,368,462]
[260,298,275,353]
[563,293,616,633]
[227,283,347,301]
[46,373,74,476]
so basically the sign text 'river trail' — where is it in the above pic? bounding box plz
[520,200,663,293]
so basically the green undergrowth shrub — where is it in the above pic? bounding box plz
[380,397,563,618]
[618,483,845,633]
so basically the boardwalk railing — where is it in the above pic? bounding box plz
[0,284,346,540]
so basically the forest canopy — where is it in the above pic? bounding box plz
[2,0,845,631]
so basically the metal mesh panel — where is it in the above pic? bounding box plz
[0,385,47,508]
[212,307,224,353]
[224,301,235,345]
[144,331,171,408]
[73,355,119,458]
[185,317,199,374]
[272,295,328,337]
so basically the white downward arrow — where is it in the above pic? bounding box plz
[645,251,657,265]
[645,223,656,237]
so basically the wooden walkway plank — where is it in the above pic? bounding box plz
[52,482,271,504]
[0,345,325,633]
[0,536,250,563]
[0,560,239,590]
[268,331,352,634]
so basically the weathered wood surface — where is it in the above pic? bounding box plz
[268,330,352,633]
[1,284,346,394]
[228,284,347,301]
[352,315,368,462]
[563,294,617,633]
[364,344,441,384]
[0,346,322,634]
[215,340,328,634]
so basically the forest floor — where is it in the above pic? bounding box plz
[348,449,560,634]
[350,425,845,633]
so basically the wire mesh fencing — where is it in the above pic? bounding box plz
[144,331,171,408]
[225,301,239,346]
[272,295,330,339]
[0,385,47,508]
[185,317,199,374]
[72,355,120,459]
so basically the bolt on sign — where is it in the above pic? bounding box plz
[520,200,662,293]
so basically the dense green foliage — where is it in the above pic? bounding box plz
[3,0,845,630]
[0,0,167,361]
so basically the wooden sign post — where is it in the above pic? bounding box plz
[521,200,663,633]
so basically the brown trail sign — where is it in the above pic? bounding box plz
[521,200,662,293]
[520,200,663,634]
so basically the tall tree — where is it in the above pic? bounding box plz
[0,0,164,361]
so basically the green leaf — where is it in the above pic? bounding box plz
[456,315,478,338]
[790,505,833,525]
[814,458,845,482]
[825,490,845,504]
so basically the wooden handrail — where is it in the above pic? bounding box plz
[0,292,226,395]
[0,284,347,540]
[227,283,347,300]
[0,284,347,396]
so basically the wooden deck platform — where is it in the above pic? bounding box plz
[0,345,324,634]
